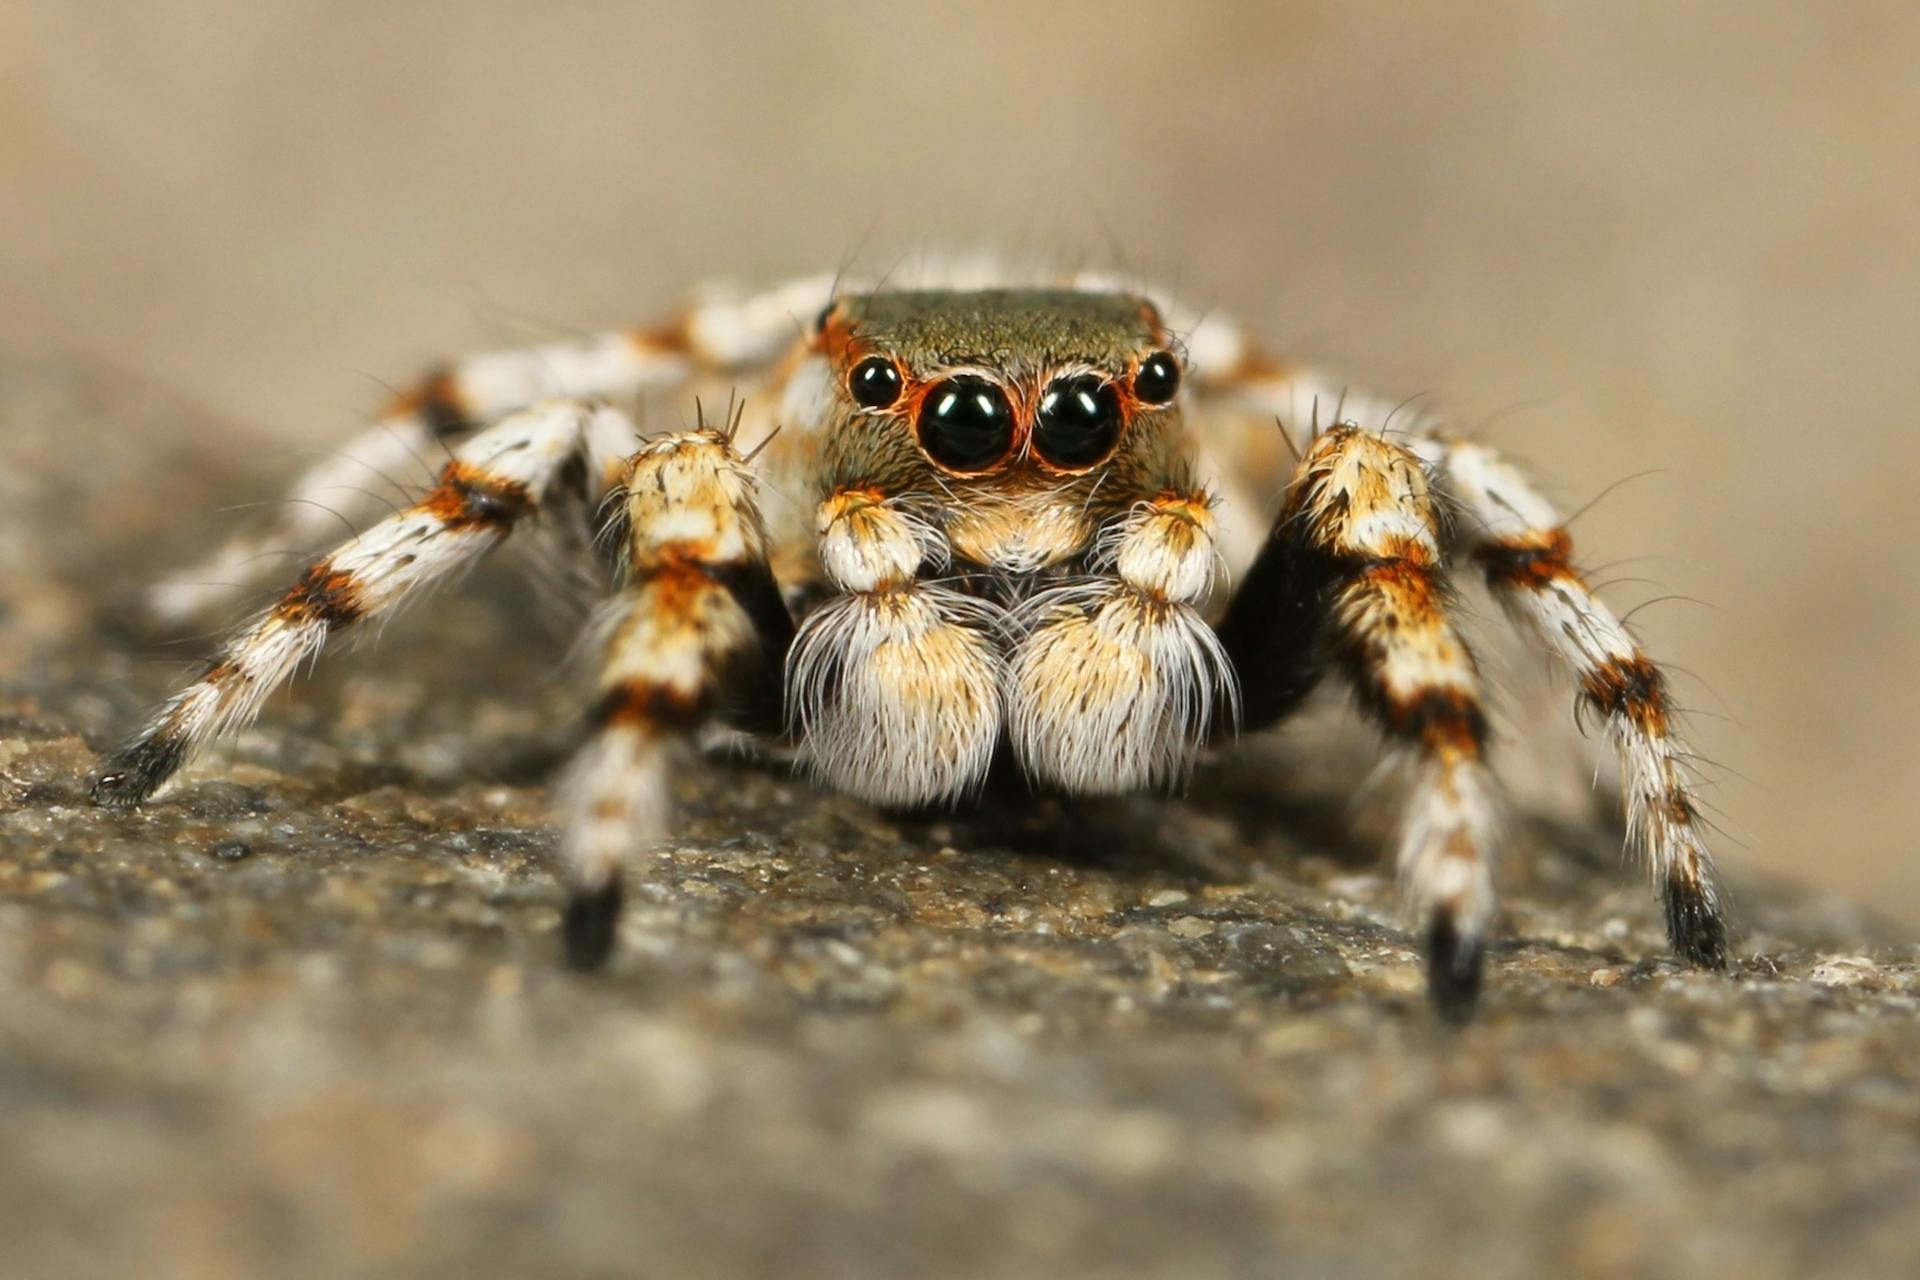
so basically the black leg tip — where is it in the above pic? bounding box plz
[89,738,183,809]
[562,877,624,972]
[89,770,146,809]
[1426,911,1485,1026]
[1665,875,1729,970]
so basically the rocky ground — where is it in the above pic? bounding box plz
[2,361,1916,1280]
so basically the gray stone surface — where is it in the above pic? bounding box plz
[2,361,1917,1280]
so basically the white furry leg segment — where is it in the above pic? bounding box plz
[151,274,835,624]
[1009,491,1236,793]
[1423,437,1728,968]
[1294,427,1502,1019]
[94,401,611,808]
[146,343,677,626]
[559,426,790,970]
[788,489,1005,806]
[149,417,449,624]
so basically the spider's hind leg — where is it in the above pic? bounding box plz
[152,275,834,624]
[1416,435,1728,969]
[93,400,635,807]
[558,424,792,970]
[1218,425,1501,1020]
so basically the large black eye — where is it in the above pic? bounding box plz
[1133,350,1181,405]
[848,356,903,409]
[1034,375,1123,470]
[916,375,1014,472]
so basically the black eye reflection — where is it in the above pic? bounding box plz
[1132,350,1181,405]
[916,375,1015,472]
[848,355,903,409]
[1034,374,1123,470]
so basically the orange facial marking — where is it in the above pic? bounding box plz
[1106,356,1154,425]
[815,306,872,367]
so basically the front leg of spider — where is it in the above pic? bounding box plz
[556,426,792,970]
[148,274,837,626]
[1221,426,1501,1021]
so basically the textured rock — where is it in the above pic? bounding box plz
[1,361,1917,1280]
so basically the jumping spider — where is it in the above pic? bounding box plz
[92,263,1728,1019]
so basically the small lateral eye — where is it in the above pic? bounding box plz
[1034,375,1123,470]
[1133,350,1181,405]
[916,375,1015,472]
[848,355,904,409]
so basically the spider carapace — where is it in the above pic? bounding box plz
[92,265,1729,1019]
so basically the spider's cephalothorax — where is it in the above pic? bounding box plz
[792,288,1233,809]
[93,265,1731,1020]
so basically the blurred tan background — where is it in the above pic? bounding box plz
[3,2,1916,921]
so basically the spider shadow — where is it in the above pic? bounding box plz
[874,747,1384,890]
[865,733,1634,905]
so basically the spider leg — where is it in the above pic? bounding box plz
[151,274,835,624]
[1219,425,1500,1020]
[93,400,632,807]
[559,427,792,969]
[1412,434,1729,969]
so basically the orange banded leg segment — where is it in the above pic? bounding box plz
[152,275,836,624]
[559,427,791,969]
[1422,437,1728,968]
[94,401,618,807]
[1239,426,1500,1018]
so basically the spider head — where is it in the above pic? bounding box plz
[814,288,1184,483]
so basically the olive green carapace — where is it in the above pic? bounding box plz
[840,289,1161,371]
